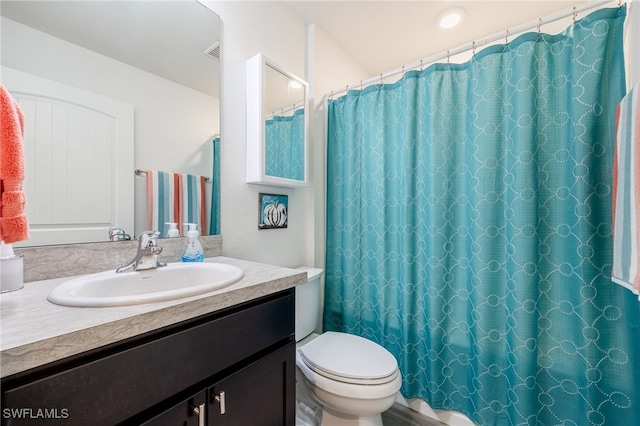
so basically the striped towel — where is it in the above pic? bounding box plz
[146,170,207,237]
[181,172,207,235]
[612,83,640,300]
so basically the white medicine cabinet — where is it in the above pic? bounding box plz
[246,53,309,188]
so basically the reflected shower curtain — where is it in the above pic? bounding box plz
[265,108,305,180]
[325,7,640,425]
[210,136,220,235]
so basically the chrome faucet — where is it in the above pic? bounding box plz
[116,231,166,273]
[108,227,131,242]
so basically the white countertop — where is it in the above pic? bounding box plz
[0,257,306,378]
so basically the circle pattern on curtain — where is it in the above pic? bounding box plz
[325,6,639,426]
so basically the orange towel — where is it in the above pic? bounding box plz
[0,83,29,244]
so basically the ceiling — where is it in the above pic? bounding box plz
[1,0,602,95]
[282,0,592,77]
[0,0,220,97]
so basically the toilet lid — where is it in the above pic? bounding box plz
[299,332,398,384]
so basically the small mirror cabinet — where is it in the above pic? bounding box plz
[246,53,309,188]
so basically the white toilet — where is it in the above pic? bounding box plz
[295,267,402,426]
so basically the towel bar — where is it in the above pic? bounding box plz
[134,169,210,182]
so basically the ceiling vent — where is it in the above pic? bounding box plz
[203,41,220,60]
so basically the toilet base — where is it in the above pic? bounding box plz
[296,377,387,426]
[321,409,383,426]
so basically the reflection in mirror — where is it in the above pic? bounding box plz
[264,64,305,181]
[247,53,309,188]
[0,1,221,247]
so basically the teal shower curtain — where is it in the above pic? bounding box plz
[265,108,305,180]
[210,136,220,235]
[325,6,639,425]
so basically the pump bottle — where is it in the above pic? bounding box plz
[165,222,180,238]
[181,223,204,262]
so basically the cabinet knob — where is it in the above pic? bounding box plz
[214,391,226,414]
[192,403,205,426]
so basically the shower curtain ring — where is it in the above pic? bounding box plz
[573,6,577,22]
[447,50,450,63]
[472,41,476,56]
[505,29,509,44]
[420,59,424,71]
[537,18,542,34]
[360,80,363,91]
[380,73,384,84]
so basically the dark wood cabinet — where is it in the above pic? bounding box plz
[141,390,207,426]
[208,342,295,426]
[1,289,295,426]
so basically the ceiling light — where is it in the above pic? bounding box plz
[439,7,465,29]
[289,81,303,90]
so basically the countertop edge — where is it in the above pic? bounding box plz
[0,257,307,378]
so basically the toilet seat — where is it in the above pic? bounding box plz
[298,331,399,385]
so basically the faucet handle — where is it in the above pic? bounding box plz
[138,231,161,250]
[108,227,131,241]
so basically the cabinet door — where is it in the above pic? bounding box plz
[141,390,206,426]
[208,342,295,426]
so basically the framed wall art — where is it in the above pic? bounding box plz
[258,193,288,229]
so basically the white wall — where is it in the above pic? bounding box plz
[203,1,310,267]
[201,2,371,271]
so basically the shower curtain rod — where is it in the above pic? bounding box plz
[327,0,621,99]
[266,100,305,119]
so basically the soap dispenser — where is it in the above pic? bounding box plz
[181,223,204,262]
[165,222,180,238]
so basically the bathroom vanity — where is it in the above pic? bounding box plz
[0,257,306,425]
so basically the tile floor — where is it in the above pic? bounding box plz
[381,403,446,426]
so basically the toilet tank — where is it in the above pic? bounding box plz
[295,267,324,342]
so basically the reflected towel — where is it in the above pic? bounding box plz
[180,172,207,236]
[146,170,207,237]
[0,83,29,244]
[612,83,640,300]
[146,170,180,237]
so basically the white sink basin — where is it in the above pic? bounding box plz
[47,262,244,307]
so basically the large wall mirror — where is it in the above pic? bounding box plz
[0,0,221,247]
[247,53,308,188]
